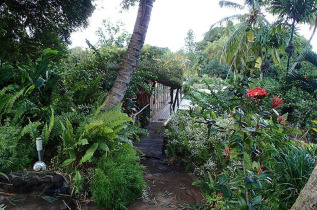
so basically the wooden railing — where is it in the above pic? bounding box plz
[150,82,170,121]
[150,82,182,122]
[132,82,183,124]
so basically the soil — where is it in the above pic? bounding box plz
[0,196,99,210]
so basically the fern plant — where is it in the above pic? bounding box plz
[59,103,133,168]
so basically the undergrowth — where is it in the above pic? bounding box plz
[91,148,146,210]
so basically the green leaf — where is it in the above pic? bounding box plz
[35,77,45,89]
[256,173,268,180]
[285,128,302,135]
[98,142,110,152]
[0,71,13,83]
[48,107,54,133]
[255,57,262,69]
[245,176,255,183]
[85,120,103,131]
[0,172,9,180]
[219,175,227,185]
[79,143,99,165]
[245,137,253,146]
[75,138,89,146]
[252,195,262,206]
[42,48,52,56]
[272,114,278,124]
[238,196,247,209]
[25,85,35,96]
[245,127,256,132]
[247,30,254,42]
[60,158,76,167]
[75,170,82,186]
[252,161,259,170]
[42,123,49,143]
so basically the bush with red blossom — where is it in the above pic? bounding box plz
[246,87,268,99]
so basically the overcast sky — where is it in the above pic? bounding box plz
[70,0,317,52]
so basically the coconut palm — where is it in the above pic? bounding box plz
[104,0,155,110]
[216,0,285,79]
[269,0,317,72]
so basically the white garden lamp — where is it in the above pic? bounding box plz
[33,137,47,171]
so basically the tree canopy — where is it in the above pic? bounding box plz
[0,0,95,62]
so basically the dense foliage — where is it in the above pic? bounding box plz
[0,0,316,209]
[0,0,95,62]
[166,0,317,209]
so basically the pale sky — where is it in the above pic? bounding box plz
[70,0,317,52]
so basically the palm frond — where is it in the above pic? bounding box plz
[304,50,317,67]
[219,0,245,10]
[223,23,248,63]
[211,14,245,28]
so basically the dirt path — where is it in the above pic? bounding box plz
[130,123,205,210]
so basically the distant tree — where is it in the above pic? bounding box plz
[184,29,195,72]
[96,19,131,48]
[0,0,95,62]
[104,0,155,110]
[184,29,196,54]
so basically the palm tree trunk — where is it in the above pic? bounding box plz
[289,20,317,74]
[291,164,317,209]
[103,0,155,110]
[286,19,296,73]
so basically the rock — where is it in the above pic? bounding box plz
[27,177,39,186]
[52,175,64,184]
[39,176,52,183]
[11,177,26,187]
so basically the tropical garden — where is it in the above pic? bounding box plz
[0,0,317,209]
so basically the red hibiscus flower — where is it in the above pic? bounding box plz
[271,95,284,109]
[246,87,268,99]
[304,76,308,79]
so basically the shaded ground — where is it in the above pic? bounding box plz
[0,195,98,210]
[131,123,205,210]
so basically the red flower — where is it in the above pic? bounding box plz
[217,193,223,197]
[224,148,231,159]
[271,95,284,109]
[246,87,268,99]
[304,76,308,79]
[278,115,289,125]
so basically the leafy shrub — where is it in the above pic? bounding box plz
[166,112,234,171]
[91,149,145,210]
[0,123,33,172]
[201,59,231,79]
[58,104,133,169]
[264,145,316,209]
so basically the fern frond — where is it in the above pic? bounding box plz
[0,86,25,121]
[20,120,41,140]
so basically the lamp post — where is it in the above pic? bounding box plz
[33,137,47,171]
